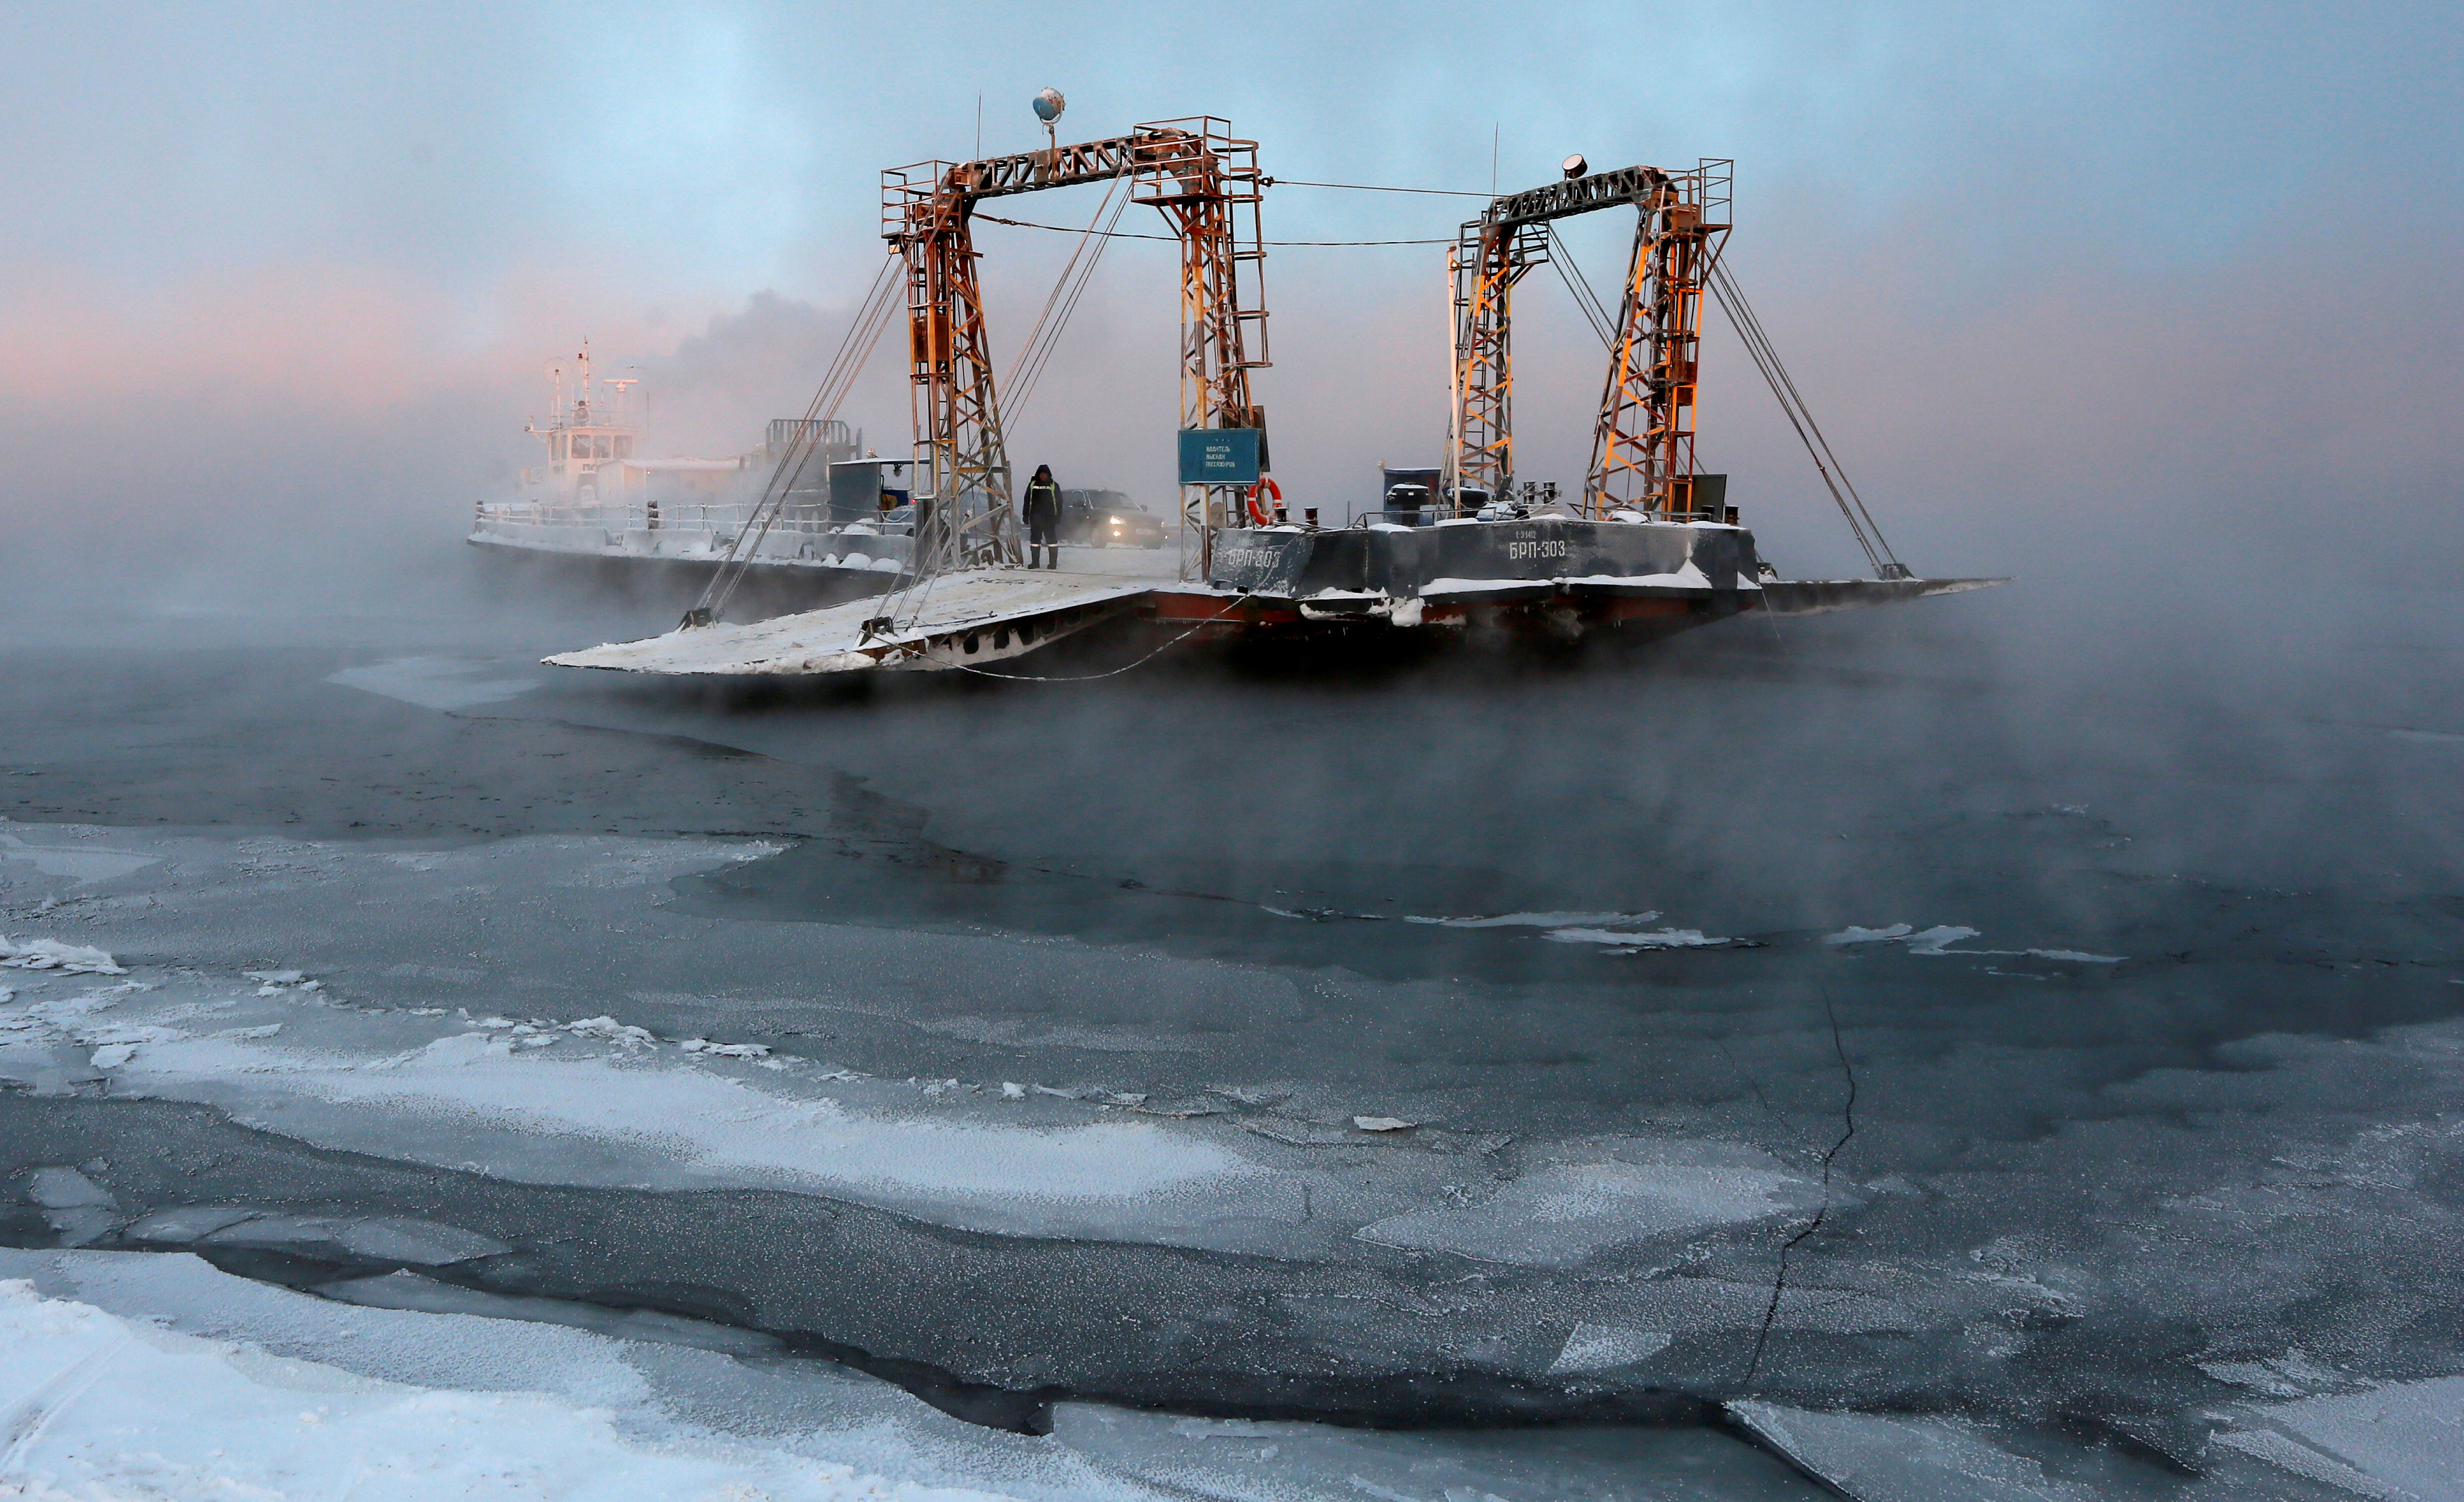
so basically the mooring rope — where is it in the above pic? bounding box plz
[945,592,1259,683]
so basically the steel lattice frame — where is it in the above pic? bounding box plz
[882,118,1269,581]
[1585,181,1718,518]
[1445,161,1730,521]
[884,179,1014,570]
[1131,120,1268,576]
[1445,220,1546,505]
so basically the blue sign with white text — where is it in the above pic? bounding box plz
[1178,427,1261,486]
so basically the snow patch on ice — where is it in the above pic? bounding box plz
[1825,923,2123,962]
[1543,926,1730,949]
[565,1014,657,1047]
[1827,923,1915,945]
[1902,925,1980,954]
[679,1037,772,1059]
[1403,910,1659,930]
[111,1023,1262,1216]
[0,937,127,974]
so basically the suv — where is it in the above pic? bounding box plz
[1061,488,1166,548]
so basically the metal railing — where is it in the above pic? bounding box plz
[472,498,912,539]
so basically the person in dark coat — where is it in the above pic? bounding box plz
[1021,464,1062,569]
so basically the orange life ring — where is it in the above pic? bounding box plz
[1247,475,1283,525]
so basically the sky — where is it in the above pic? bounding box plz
[0,1,2455,595]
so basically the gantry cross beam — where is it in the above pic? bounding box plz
[1446,160,1730,519]
[882,118,1269,578]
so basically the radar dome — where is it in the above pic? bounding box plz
[1033,88,1066,124]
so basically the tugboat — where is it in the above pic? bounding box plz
[468,341,922,606]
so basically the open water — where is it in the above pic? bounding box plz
[3,553,2459,1499]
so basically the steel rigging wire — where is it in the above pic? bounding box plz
[1543,224,1619,348]
[975,213,1450,246]
[1000,177,1134,418]
[687,254,903,626]
[1541,228,1906,579]
[1706,258,1904,578]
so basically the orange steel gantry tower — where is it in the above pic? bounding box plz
[1446,160,1730,519]
[882,120,1269,575]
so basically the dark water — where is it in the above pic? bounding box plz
[4,563,2460,1493]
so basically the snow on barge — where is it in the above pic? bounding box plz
[547,104,1998,680]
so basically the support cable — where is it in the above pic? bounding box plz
[1544,225,1618,348]
[1003,182,1134,419]
[974,212,1445,246]
[685,255,903,627]
[1000,178,1124,404]
[948,593,1259,682]
[1259,178,1490,197]
[1708,260,1906,579]
[1545,227,1909,579]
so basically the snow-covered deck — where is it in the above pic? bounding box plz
[546,565,1166,676]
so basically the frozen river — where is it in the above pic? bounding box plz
[3,564,2460,1500]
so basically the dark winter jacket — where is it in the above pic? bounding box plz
[1022,478,1061,522]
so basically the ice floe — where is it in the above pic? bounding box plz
[2221,1376,2464,1501]
[1727,1401,2103,1501]
[1356,1151,1816,1267]
[0,831,161,885]
[25,1167,117,1210]
[0,1271,1033,1502]
[0,1247,1814,1502]
[1546,1322,1673,1375]
[326,655,543,712]
[321,1270,783,1356]
[1051,1401,1816,1501]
